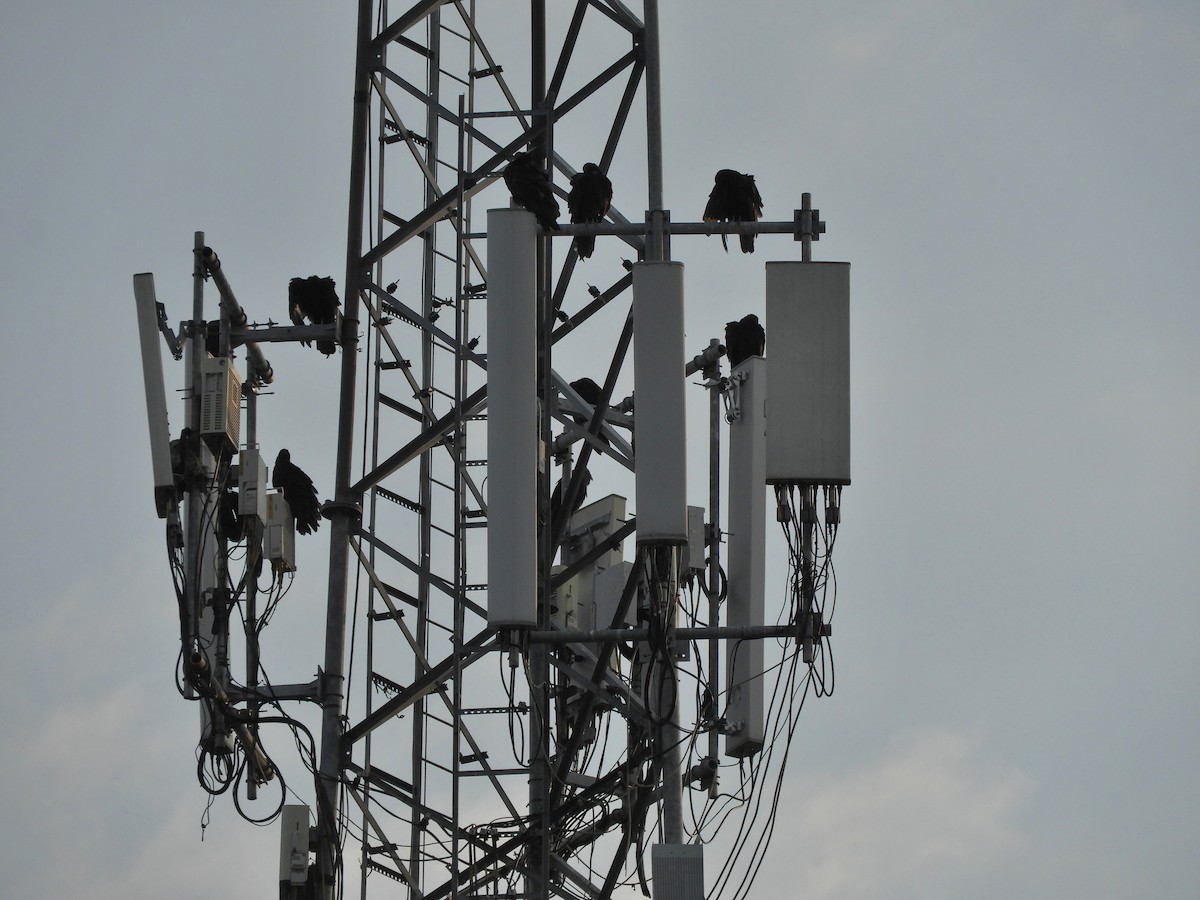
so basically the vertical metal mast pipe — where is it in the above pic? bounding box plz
[659,556,685,846]
[529,4,552,898]
[707,375,721,766]
[643,0,665,259]
[317,0,374,896]
[184,231,206,650]
[411,9,443,893]
[244,384,260,801]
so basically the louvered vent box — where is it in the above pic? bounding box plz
[200,356,241,454]
[651,844,704,900]
[766,261,850,485]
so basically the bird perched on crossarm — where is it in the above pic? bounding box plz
[567,163,612,259]
[288,276,341,356]
[503,151,560,231]
[703,169,764,253]
[569,377,603,409]
[724,314,766,368]
[564,377,612,451]
[272,449,322,535]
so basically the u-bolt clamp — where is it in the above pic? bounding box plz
[723,369,748,423]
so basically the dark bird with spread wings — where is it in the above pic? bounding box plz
[503,151,560,231]
[703,169,764,253]
[273,449,322,535]
[724,314,766,368]
[567,163,612,259]
[288,276,341,356]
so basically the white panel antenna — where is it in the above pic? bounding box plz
[725,356,767,757]
[485,207,539,627]
[765,261,850,485]
[633,261,688,543]
[132,273,176,517]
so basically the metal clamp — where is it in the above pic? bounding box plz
[722,370,747,423]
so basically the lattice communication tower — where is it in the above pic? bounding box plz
[133,3,850,900]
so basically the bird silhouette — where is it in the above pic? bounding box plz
[272,449,322,535]
[502,151,560,231]
[564,377,612,451]
[551,467,592,529]
[288,276,340,356]
[170,427,208,498]
[703,169,763,253]
[567,163,612,259]
[724,314,766,367]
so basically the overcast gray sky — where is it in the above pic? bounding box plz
[1,2,1197,899]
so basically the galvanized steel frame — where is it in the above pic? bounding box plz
[319,3,666,899]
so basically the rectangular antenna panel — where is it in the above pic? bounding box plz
[486,208,539,627]
[765,261,850,485]
[199,356,242,454]
[726,356,766,758]
[132,273,176,517]
[633,262,688,543]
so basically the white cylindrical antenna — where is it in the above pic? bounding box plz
[486,207,539,627]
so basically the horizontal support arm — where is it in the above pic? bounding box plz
[465,215,812,240]
[526,621,817,644]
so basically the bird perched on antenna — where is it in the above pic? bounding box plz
[288,276,341,356]
[724,314,766,368]
[703,169,763,253]
[503,151,560,231]
[567,163,612,259]
[272,449,322,535]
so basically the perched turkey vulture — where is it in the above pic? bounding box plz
[170,427,208,497]
[703,169,763,253]
[288,276,340,356]
[569,377,603,408]
[551,467,592,528]
[502,151,560,231]
[567,163,612,259]
[564,377,611,451]
[724,314,766,367]
[272,449,322,535]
